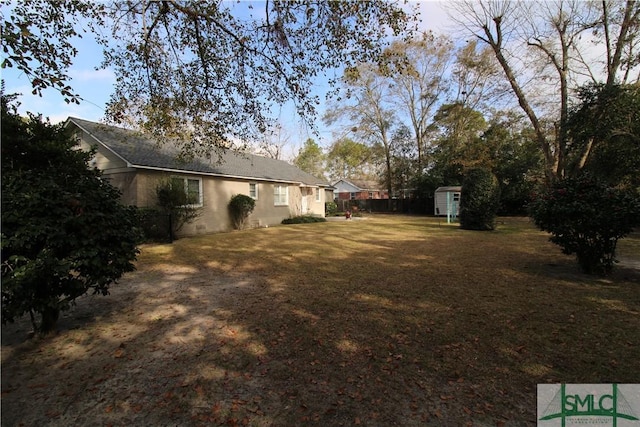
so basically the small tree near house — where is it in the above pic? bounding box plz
[155,177,202,238]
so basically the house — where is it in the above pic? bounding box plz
[67,117,330,236]
[332,179,389,201]
[434,186,462,217]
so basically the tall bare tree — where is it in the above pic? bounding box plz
[380,31,454,171]
[324,65,398,201]
[449,0,639,182]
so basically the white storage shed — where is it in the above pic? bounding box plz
[434,186,462,217]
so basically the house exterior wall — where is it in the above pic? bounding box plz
[77,130,326,236]
[77,132,140,206]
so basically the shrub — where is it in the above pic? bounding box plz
[325,201,338,216]
[1,97,140,333]
[156,177,202,237]
[529,174,640,275]
[229,194,256,230]
[282,216,327,224]
[459,168,501,230]
[136,207,172,242]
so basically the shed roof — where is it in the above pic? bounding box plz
[333,179,384,191]
[67,117,329,187]
[435,186,462,193]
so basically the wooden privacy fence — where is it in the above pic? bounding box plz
[334,198,433,215]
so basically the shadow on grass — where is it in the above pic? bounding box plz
[2,216,639,426]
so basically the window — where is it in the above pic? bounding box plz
[249,183,258,200]
[350,192,356,200]
[315,188,321,202]
[274,185,288,206]
[171,176,203,206]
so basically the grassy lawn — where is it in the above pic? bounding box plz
[2,215,639,426]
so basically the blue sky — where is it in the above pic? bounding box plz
[1,1,451,153]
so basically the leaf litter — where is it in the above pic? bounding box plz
[2,216,639,426]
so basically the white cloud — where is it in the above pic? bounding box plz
[70,68,115,83]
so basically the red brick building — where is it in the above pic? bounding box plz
[332,179,389,200]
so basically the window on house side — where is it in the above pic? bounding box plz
[274,185,288,206]
[172,176,203,207]
[250,183,258,200]
[350,192,356,200]
[315,188,321,202]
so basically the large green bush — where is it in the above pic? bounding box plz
[529,175,640,275]
[459,168,501,231]
[325,201,338,216]
[1,97,141,333]
[229,194,256,230]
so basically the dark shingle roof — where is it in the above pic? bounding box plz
[68,117,329,186]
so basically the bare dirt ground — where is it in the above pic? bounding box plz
[2,266,272,426]
[2,216,639,426]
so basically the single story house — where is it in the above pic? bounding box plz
[434,186,461,217]
[332,179,389,201]
[67,117,331,236]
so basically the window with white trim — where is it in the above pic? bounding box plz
[171,176,203,207]
[249,183,258,200]
[274,185,288,206]
[315,188,321,202]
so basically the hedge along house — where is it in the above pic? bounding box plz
[67,117,330,236]
[434,186,462,219]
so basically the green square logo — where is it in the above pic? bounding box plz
[538,384,640,426]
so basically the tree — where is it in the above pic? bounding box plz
[380,31,454,171]
[293,138,325,178]
[448,0,640,182]
[1,0,105,103]
[1,96,140,333]
[459,167,501,231]
[3,1,416,153]
[529,174,640,274]
[482,115,544,215]
[253,122,291,160]
[427,102,488,185]
[155,177,202,238]
[325,64,399,203]
[325,137,374,182]
[566,83,640,188]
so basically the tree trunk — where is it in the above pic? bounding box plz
[39,306,60,334]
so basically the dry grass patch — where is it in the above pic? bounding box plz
[2,215,639,426]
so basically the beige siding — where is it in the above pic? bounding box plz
[77,130,327,236]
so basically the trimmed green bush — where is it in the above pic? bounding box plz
[459,168,501,231]
[325,201,338,216]
[229,194,256,230]
[529,174,640,275]
[281,216,327,224]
